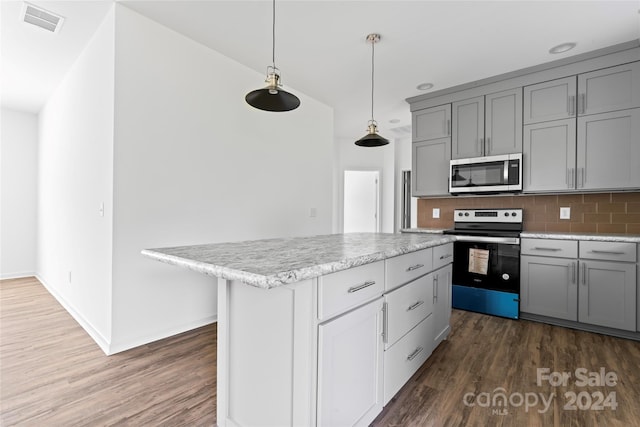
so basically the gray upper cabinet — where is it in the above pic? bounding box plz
[452,88,522,159]
[452,96,484,158]
[412,138,451,197]
[579,260,636,331]
[523,76,577,124]
[523,119,576,192]
[578,62,640,116]
[576,108,640,190]
[412,104,451,142]
[411,104,452,197]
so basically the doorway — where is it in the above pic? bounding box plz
[343,170,380,233]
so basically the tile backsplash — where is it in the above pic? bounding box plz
[417,192,640,235]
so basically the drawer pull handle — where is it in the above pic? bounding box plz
[382,302,388,344]
[439,254,453,260]
[347,280,376,294]
[532,247,562,251]
[589,250,625,255]
[407,346,424,362]
[407,300,424,312]
[406,264,425,272]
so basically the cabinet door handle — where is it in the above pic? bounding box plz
[571,262,576,284]
[439,253,453,260]
[447,119,451,136]
[569,168,575,188]
[407,300,425,312]
[532,247,562,251]
[589,250,626,255]
[477,138,483,155]
[347,280,376,293]
[577,167,584,188]
[486,137,491,155]
[407,346,424,362]
[433,275,438,302]
[406,264,424,272]
[382,302,388,343]
[579,93,586,114]
[568,95,575,116]
[581,263,586,286]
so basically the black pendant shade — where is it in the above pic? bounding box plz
[245,88,300,112]
[245,0,300,112]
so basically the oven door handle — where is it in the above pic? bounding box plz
[453,235,520,245]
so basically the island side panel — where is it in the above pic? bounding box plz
[217,278,316,427]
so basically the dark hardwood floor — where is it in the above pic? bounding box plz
[2,277,639,426]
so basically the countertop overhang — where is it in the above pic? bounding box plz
[142,233,455,289]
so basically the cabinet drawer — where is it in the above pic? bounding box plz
[521,238,577,258]
[385,274,434,349]
[383,315,433,405]
[579,241,637,262]
[318,261,385,321]
[433,243,454,270]
[385,248,433,291]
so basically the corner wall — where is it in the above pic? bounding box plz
[1,109,38,278]
[109,5,334,352]
[37,7,115,351]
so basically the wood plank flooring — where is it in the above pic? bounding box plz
[2,277,640,426]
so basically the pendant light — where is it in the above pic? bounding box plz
[355,33,389,147]
[245,0,300,112]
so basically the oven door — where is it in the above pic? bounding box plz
[452,236,520,293]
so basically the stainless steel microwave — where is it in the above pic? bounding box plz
[449,153,522,194]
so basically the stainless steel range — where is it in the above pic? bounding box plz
[443,208,523,319]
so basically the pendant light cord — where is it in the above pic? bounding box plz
[272,0,276,68]
[370,38,375,123]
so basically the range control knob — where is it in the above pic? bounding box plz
[464,212,469,217]
[504,212,509,217]
[512,212,517,217]
[458,212,463,217]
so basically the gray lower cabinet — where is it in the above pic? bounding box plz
[577,108,640,190]
[521,255,578,321]
[412,138,451,196]
[452,88,522,159]
[579,260,637,331]
[523,118,576,192]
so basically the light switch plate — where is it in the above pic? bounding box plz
[560,207,571,220]
[432,208,440,219]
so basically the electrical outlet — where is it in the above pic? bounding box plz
[432,208,440,219]
[309,207,317,218]
[560,207,571,220]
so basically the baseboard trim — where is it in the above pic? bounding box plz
[1,271,37,280]
[520,312,640,342]
[36,274,112,355]
[107,315,218,355]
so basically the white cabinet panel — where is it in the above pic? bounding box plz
[523,119,576,192]
[432,264,452,346]
[577,108,640,190]
[385,248,433,291]
[579,260,636,331]
[580,241,637,263]
[520,255,578,321]
[385,273,434,348]
[433,243,454,270]
[521,238,578,258]
[318,297,384,427]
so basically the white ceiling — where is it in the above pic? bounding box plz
[2,1,639,140]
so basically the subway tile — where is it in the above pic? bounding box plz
[583,213,611,224]
[612,192,640,203]
[597,203,626,213]
[597,223,627,234]
[583,193,612,203]
[523,222,546,232]
[612,213,640,224]
[570,203,596,214]
[534,195,558,205]
[627,202,640,213]
[570,223,597,233]
[546,222,571,233]
[557,194,584,204]
[626,224,640,234]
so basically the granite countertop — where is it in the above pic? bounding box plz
[142,233,454,289]
[521,232,640,243]
[400,228,447,234]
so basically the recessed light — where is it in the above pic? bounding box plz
[416,82,434,91]
[549,42,577,54]
[389,119,401,124]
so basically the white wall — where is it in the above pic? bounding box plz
[0,108,38,278]
[336,137,395,233]
[37,7,115,350]
[109,5,334,352]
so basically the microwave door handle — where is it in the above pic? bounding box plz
[504,160,509,183]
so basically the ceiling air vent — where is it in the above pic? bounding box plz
[21,2,64,33]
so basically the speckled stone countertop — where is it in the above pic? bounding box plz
[401,228,447,234]
[142,233,454,289]
[521,232,640,243]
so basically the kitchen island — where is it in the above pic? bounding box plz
[142,232,455,427]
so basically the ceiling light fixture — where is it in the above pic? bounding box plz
[416,83,434,91]
[355,33,389,147]
[245,0,300,112]
[549,42,577,54]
